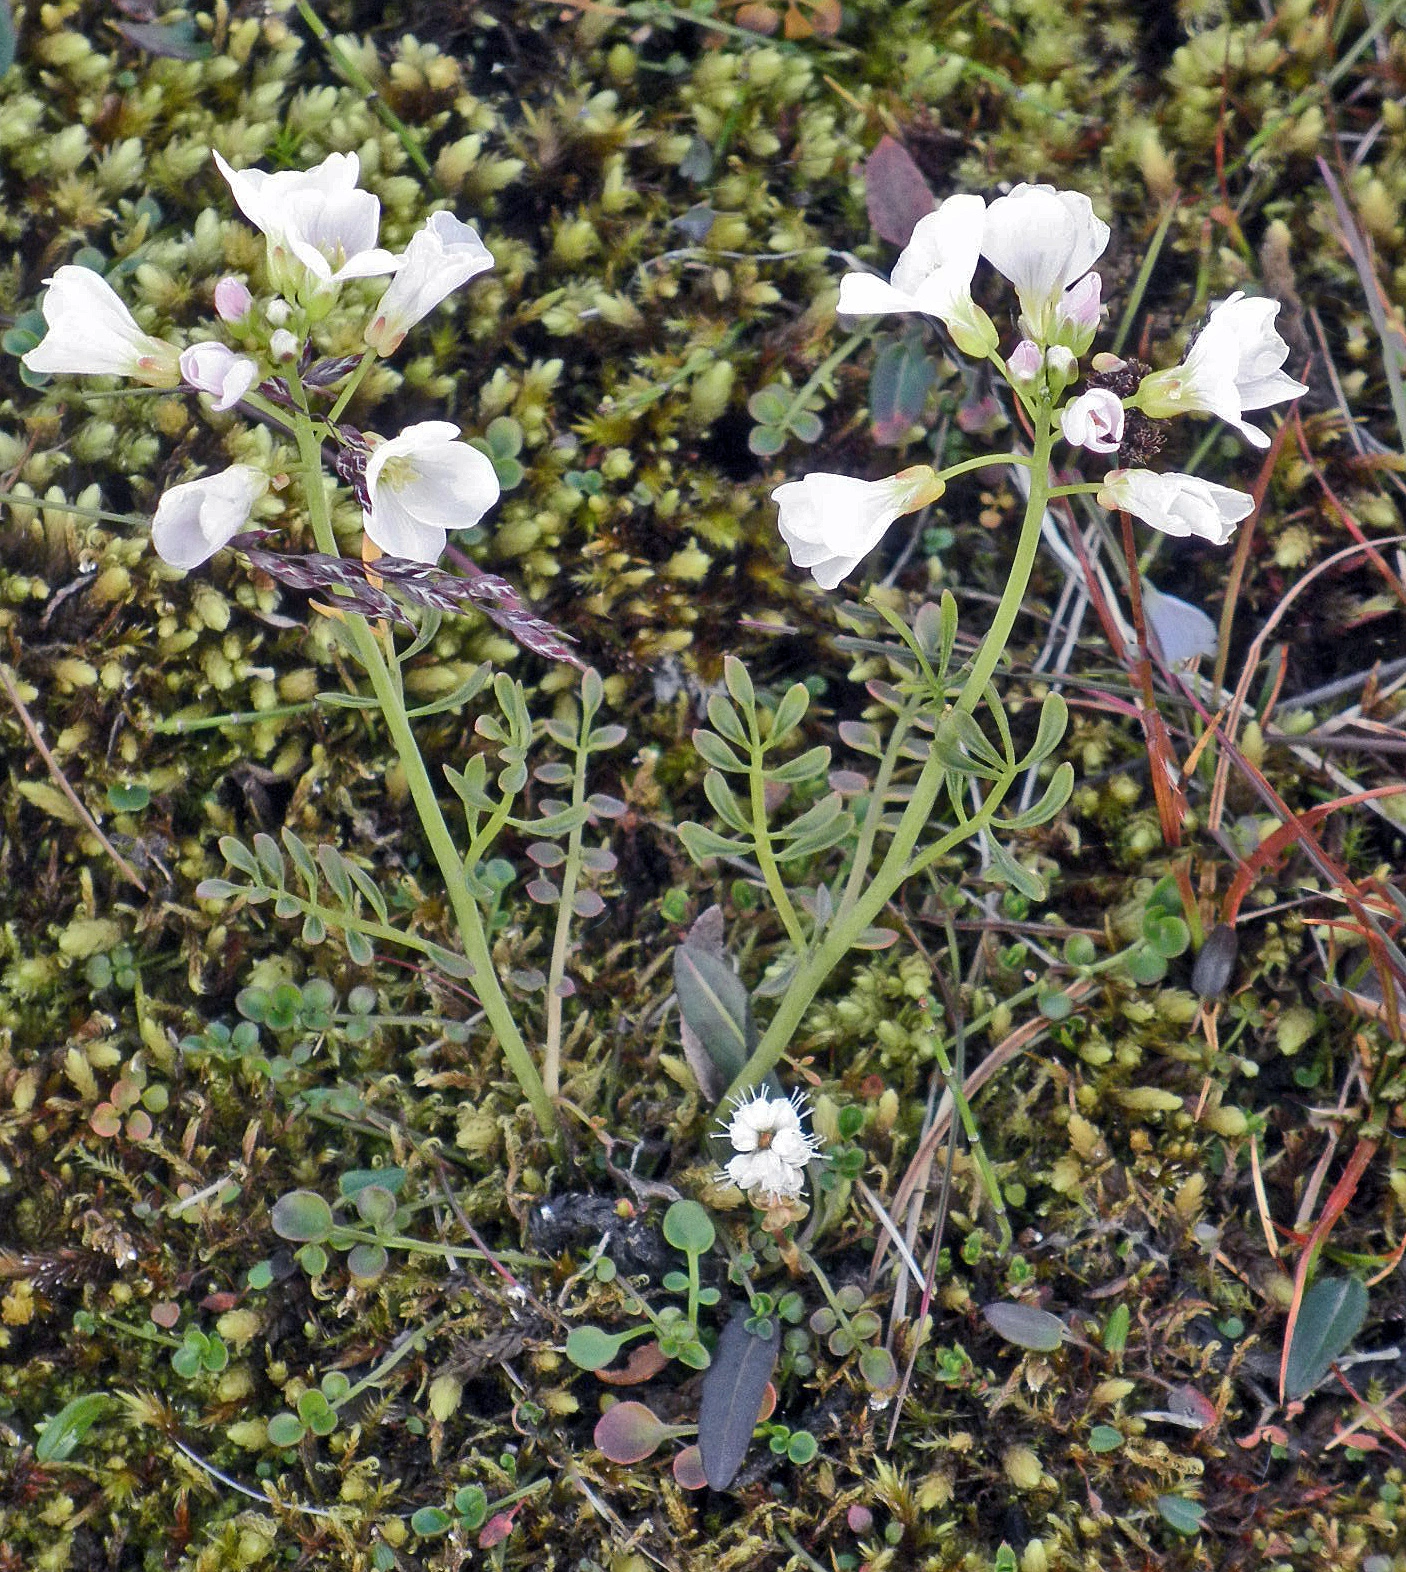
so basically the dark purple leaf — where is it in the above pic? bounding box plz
[697,1309,778,1490]
[869,335,937,445]
[111,18,213,58]
[864,135,937,247]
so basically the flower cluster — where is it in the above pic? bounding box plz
[717,1088,824,1208]
[775,182,1307,586]
[22,151,500,571]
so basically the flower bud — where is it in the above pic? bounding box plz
[1050,271,1102,357]
[179,342,259,412]
[214,277,253,323]
[1059,387,1124,453]
[1044,344,1077,393]
[269,329,299,362]
[265,299,292,328]
[1006,338,1043,389]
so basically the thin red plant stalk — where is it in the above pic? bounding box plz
[1173,669,1406,1041]
[1292,408,1406,612]
[1278,1135,1378,1403]
[1114,507,1187,845]
[1208,532,1406,833]
[1221,782,1406,926]
[1211,415,1292,698]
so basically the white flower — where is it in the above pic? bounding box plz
[718,1090,823,1207]
[837,194,997,356]
[1060,388,1125,453]
[150,465,267,570]
[1097,468,1254,545]
[363,420,501,563]
[179,342,259,411]
[1133,292,1308,448]
[773,465,945,590]
[365,211,494,356]
[269,329,300,362]
[213,149,400,302]
[979,184,1109,340]
[21,265,181,387]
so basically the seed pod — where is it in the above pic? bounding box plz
[1192,923,1238,1000]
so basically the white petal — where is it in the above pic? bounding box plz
[1099,469,1253,545]
[980,184,1109,310]
[150,464,265,570]
[367,212,494,354]
[22,266,179,384]
[837,273,924,318]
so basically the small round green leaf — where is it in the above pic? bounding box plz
[271,1190,333,1243]
[565,1325,628,1371]
[266,1412,305,1448]
[663,1199,715,1255]
[1156,1495,1205,1535]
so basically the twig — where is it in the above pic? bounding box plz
[0,661,147,893]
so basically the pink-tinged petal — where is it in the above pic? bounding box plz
[366,212,494,355]
[1060,388,1124,453]
[214,276,252,322]
[22,266,180,386]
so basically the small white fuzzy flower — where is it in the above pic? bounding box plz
[837,194,997,357]
[213,277,253,323]
[979,184,1109,341]
[1133,292,1308,448]
[1098,467,1254,545]
[773,465,946,590]
[22,265,181,387]
[365,211,494,356]
[179,342,259,412]
[718,1089,823,1207]
[1060,388,1125,453]
[213,149,400,303]
[150,464,267,570]
[363,420,501,563]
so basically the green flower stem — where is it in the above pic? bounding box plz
[797,1249,868,1350]
[238,390,296,432]
[543,713,593,1100]
[325,347,378,427]
[289,410,558,1145]
[917,1006,1012,1252]
[748,718,807,953]
[724,407,1058,1103]
[291,0,435,183]
[935,451,1033,485]
[782,330,870,432]
[836,690,922,917]
[331,1309,450,1413]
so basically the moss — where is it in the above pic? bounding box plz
[2,0,1406,1566]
